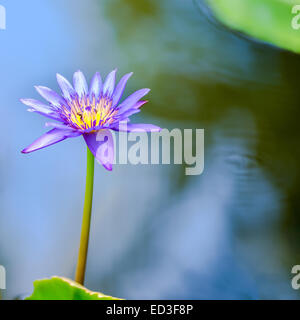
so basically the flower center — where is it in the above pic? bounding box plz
[60,95,117,131]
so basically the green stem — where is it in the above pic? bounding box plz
[75,147,95,285]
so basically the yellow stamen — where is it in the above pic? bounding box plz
[61,96,117,130]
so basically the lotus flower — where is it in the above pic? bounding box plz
[21,70,161,170]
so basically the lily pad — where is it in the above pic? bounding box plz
[206,0,300,53]
[26,276,121,300]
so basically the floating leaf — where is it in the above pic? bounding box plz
[206,0,300,53]
[26,276,121,300]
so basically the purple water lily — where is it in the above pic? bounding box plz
[21,70,161,170]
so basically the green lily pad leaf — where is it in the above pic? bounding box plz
[206,0,300,53]
[26,276,121,300]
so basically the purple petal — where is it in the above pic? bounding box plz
[35,86,66,107]
[117,88,150,114]
[89,72,102,100]
[115,100,147,120]
[84,130,114,171]
[56,73,76,100]
[73,70,88,98]
[45,122,74,130]
[20,98,63,122]
[112,72,133,107]
[112,122,161,132]
[132,100,148,109]
[21,98,54,113]
[102,69,117,97]
[22,128,81,154]
[28,110,63,122]
[116,108,140,121]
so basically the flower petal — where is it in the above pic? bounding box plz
[89,72,102,100]
[84,130,114,171]
[131,100,148,109]
[20,98,63,122]
[21,98,54,113]
[73,70,88,98]
[35,86,66,108]
[45,122,75,130]
[22,128,81,154]
[115,100,147,120]
[112,122,161,132]
[112,72,133,107]
[102,69,117,97]
[27,110,63,122]
[56,73,76,100]
[116,108,140,121]
[117,88,150,114]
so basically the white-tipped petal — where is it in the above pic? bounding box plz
[34,86,66,107]
[56,73,76,100]
[102,69,117,97]
[73,70,88,98]
[89,72,102,100]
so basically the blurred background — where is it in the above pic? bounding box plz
[0,0,300,299]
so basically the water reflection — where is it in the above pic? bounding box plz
[0,0,299,299]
